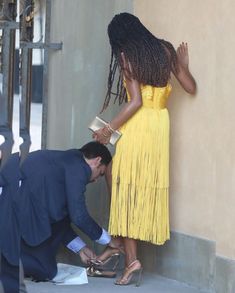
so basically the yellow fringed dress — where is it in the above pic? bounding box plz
[108,83,172,245]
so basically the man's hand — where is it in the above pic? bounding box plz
[79,246,97,265]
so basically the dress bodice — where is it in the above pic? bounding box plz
[126,83,172,110]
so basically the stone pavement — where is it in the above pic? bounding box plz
[25,273,210,293]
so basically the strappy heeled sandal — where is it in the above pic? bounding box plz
[115,259,143,287]
[90,247,122,271]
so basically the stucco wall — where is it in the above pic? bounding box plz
[47,0,133,149]
[134,0,235,260]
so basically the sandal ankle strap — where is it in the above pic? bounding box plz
[127,259,141,268]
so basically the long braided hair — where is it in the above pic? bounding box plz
[101,12,178,112]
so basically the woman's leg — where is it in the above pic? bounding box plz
[96,237,138,265]
[96,236,123,262]
[123,237,137,266]
[115,237,142,285]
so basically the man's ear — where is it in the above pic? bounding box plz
[94,156,102,167]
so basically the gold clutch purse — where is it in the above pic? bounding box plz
[89,116,122,145]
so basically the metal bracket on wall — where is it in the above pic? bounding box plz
[20,40,62,50]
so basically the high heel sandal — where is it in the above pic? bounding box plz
[90,247,121,271]
[115,259,143,287]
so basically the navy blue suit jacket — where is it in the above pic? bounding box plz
[19,149,102,246]
[0,153,20,266]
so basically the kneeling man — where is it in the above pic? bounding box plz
[19,141,118,281]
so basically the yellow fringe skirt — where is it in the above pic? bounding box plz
[108,107,170,245]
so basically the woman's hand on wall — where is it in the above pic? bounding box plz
[173,42,197,95]
[176,42,189,69]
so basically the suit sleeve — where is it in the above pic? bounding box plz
[65,163,103,241]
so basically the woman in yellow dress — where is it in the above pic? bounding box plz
[94,12,196,285]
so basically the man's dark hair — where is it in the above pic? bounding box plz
[101,12,178,112]
[79,141,112,166]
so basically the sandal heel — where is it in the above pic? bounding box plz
[112,254,120,271]
[135,268,143,287]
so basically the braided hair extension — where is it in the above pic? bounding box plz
[101,12,178,112]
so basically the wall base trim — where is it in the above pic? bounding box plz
[216,256,235,293]
[139,231,235,292]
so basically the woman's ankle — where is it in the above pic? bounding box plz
[125,259,142,272]
[125,257,139,267]
[97,246,120,261]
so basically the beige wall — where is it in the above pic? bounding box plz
[47,0,132,149]
[134,0,235,259]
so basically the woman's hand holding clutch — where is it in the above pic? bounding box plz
[93,126,112,145]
